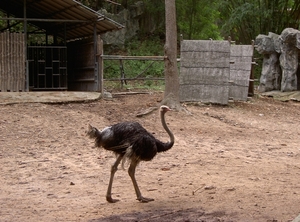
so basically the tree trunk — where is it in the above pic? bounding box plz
[163,0,181,110]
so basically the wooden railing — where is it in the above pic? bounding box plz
[101,55,180,88]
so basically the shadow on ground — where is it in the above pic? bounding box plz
[89,208,235,222]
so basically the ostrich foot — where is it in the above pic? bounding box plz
[137,196,154,203]
[106,196,119,203]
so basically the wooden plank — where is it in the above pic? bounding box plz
[231,45,254,57]
[7,32,11,91]
[16,33,19,91]
[181,40,230,52]
[2,32,5,91]
[0,32,2,91]
[179,84,229,105]
[16,33,20,91]
[0,32,27,92]
[11,33,16,91]
[229,45,254,101]
[17,32,23,91]
[22,33,26,91]
[102,55,167,61]
[181,51,230,68]
[97,35,103,92]
[180,67,230,85]
[4,32,8,91]
[229,85,249,100]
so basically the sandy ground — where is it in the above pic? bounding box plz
[0,91,300,222]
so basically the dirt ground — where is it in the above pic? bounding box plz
[0,91,300,222]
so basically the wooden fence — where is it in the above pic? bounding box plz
[180,40,231,105]
[179,40,254,105]
[102,55,167,88]
[229,45,254,100]
[0,32,25,92]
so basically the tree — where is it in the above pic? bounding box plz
[162,0,181,110]
[218,0,300,44]
[176,0,221,40]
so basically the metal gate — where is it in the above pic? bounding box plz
[27,45,67,90]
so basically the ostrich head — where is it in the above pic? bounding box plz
[87,124,98,138]
[160,105,172,113]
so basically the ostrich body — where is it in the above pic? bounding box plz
[87,105,174,203]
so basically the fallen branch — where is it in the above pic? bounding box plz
[112,92,151,96]
[136,106,158,117]
[18,159,50,165]
[192,184,206,195]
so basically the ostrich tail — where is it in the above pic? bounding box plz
[86,124,100,139]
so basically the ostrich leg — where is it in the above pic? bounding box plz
[106,155,123,203]
[128,161,154,203]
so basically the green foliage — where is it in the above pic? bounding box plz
[103,37,165,90]
[176,0,222,40]
[125,36,164,56]
[0,11,23,32]
[218,0,300,44]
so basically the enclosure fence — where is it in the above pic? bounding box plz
[0,32,25,92]
[101,55,167,88]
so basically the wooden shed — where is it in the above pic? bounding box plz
[0,0,123,92]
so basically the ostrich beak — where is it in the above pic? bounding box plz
[166,107,172,112]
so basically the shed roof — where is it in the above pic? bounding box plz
[0,0,124,41]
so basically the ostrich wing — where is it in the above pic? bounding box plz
[107,135,141,151]
[105,142,131,151]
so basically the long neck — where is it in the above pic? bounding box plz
[159,110,174,151]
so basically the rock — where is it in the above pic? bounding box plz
[255,33,281,92]
[296,32,300,49]
[279,28,299,92]
[99,1,145,48]
[103,91,113,99]
[258,53,281,92]
[269,32,281,53]
[280,28,299,44]
[255,34,276,54]
[255,28,300,92]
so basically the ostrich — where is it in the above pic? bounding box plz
[87,105,174,203]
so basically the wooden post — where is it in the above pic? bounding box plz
[97,35,103,95]
[11,33,15,91]
[164,0,181,109]
[24,0,29,91]
[0,32,2,91]
[248,40,255,96]
[5,32,9,91]
[119,59,126,88]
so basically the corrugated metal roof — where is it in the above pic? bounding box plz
[0,0,124,41]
